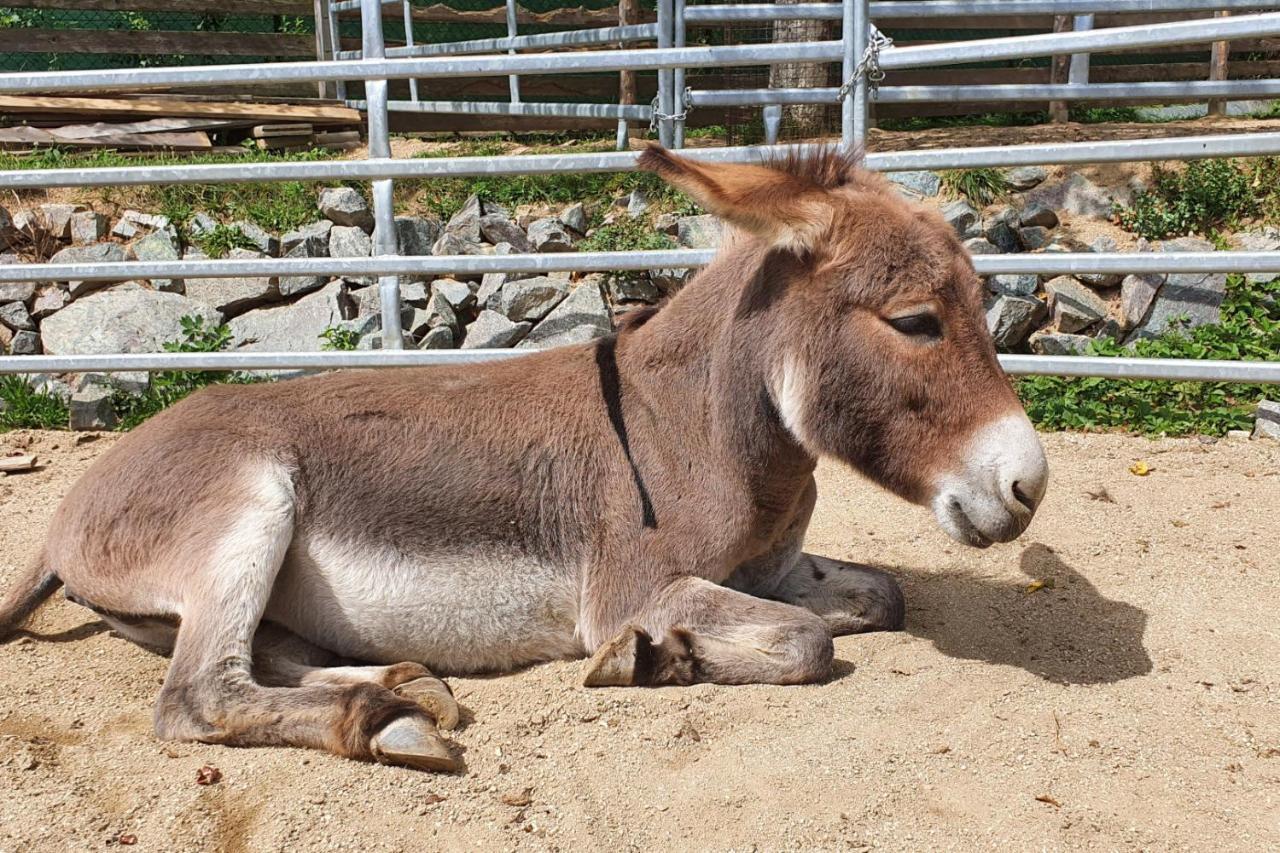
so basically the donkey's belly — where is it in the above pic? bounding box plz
[263,532,584,673]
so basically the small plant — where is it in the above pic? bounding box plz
[319,326,360,351]
[940,168,1008,207]
[196,223,257,259]
[1117,159,1258,240]
[0,375,69,431]
[111,315,255,430]
[579,217,677,254]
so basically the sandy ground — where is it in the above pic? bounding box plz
[0,428,1277,852]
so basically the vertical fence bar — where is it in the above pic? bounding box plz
[361,0,404,350]
[402,0,419,102]
[656,0,674,146]
[617,0,638,148]
[673,0,687,147]
[329,1,347,101]
[313,0,335,98]
[1208,10,1232,117]
[506,0,522,104]
[1048,14,1070,122]
[842,0,869,149]
[1068,13,1094,89]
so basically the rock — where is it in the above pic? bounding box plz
[1044,276,1109,333]
[30,287,68,319]
[69,211,107,245]
[417,325,455,350]
[69,385,117,431]
[1023,173,1124,219]
[1018,227,1054,250]
[40,290,221,355]
[626,190,648,218]
[10,330,40,355]
[329,225,372,258]
[940,200,979,239]
[607,274,662,303]
[129,227,182,293]
[676,215,722,249]
[963,237,1000,256]
[230,281,360,352]
[479,214,533,252]
[987,274,1038,297]
[0,205,13,248]
[1018,203,1059,229]
[560,203,588,235]
[442,195,484,244]
[1161,235,1216,254]
[185,248,279,317]
[1253,400,1280,440]
[517,277,611,349]
[318,187,373,231]
[395,216,440,256]
[527,218,575,253]
[983,211,1021,254]
[188,212,218,238]
[886,171,941,197]
[1128,271,1227,341]
[1233,229,1280,284]
[350,283,414,331]
[78,371,148,396]
[654,212,679,236]
[1004,165,1048,191]
[281,220,332,255]
[1119,273,1164,330]
[430,278,475,313]
[649,267,693,294]
[985,294,1047,349]
[37,204,79,241]
[462,309,531,349]
[0,301,35,331]
[278,237,329,299]
[230,220,279,257]
[111,218,140,240]
[47,242,128,299]
[1072,235,1122,288]
[1028,331,1093,355]
[408,291,459,338]
[432,231,486,257]
[400,280,429,306]
[475,275,506,311]
[0,257,35,304]
[500,276,570,322]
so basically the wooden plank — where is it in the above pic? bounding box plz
[1209,10,1232,117]
[0,126,213,150]
[618,0,639,141]
[0,29,314,57]
[339,3,625,27]
[0,0,310,13]
[252,123,314,138]
[0,95,361,124]
[1049,15,1072,123]
[44,117,238,137]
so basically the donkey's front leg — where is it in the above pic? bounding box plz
[762,554,906,636]
[582,576,834,687]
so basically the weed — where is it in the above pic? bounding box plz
[319,326,361,351]
[1116,158,1274,240]
[940,168,1008,207]
[579,217,677,253]
[0,375,68,430]
[196,223,257,259]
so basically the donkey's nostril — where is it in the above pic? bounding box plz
[1011,481,1038,514]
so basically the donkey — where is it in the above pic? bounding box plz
[0,146,1047,772]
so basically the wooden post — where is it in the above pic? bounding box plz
[1048,14,1071,124]
[618,0,638,139]
[1208,10,1231,118]
[313,0,335,99]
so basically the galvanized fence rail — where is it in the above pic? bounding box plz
[1,0,1279,385]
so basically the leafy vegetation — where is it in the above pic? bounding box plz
[111,315,256,430]
[0,375,69,431]
[940,168,1008,207]
[578,217,677,253]
[319,326,361,351]
[1018,275,1280,436]
[195,223,257,258]
[1116,158,1280,240]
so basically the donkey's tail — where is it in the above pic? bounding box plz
[0,554,61,641]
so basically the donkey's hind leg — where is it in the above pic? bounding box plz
[153,466,458,772]
[252,622,459,730]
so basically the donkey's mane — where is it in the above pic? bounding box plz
[762,145,867,191]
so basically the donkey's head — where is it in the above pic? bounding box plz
[639,145,1048,547]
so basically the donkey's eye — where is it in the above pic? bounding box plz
[887,313,942,340]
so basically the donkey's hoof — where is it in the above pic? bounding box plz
[395,676,460,731]
[370,715,460,773]
[583,626,646,687]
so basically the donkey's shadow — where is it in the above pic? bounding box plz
[889,543,1152,685]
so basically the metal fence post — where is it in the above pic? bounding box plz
[402,0,419,102]
[506,0,522,104]
[673,0,687,147]
[361,0,405,350]
[656,0,674,147]
[329,0,347,101]
[1068,13,1094,92]
[842,0,869,149]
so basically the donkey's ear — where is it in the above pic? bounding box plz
[636,145,834,253]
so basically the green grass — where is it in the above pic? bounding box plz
[319,326,360,351]
[0,375,68,430]
[940,167,1008,207]
[1116,158,1280,240]
[1018,275,1280,436]
[195,223,258,259]
[578,217,677,253]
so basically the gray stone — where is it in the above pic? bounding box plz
[985,295,1047,349]
[1161,235,1216,254]
[350,283,414,331]
[940,200,979,239]
[188,212,218,238]
[1023,173,1125,219]
[987,274,1038,297]
[626,189,649,218]
[47,242,128,299]
[124,209,171,231]
[479,214,532,252]
[500,275,570,322]
[430,278,475,313]
[1233,229,1280,284]
[408,291,459,338]
[40,290,221,355]
[282,220,332,255]
[278,237,329,298]
[442,195,483,244]
[1018,227,1054,250]
[0,301,35,331]
[1128,271,1227,340]
[417,324,455,350]
[0,205,13,249]
[649,267,693,294]
[0,257,35,305]
[1044,276,1109,333]
[318,187,373,231]
[69,385,117,431]
[1004,166,1048,191]
[1028,331,1093,355]
[677,215,723,250]
[69,211,107,245]
[129,227,182,293]
[38,204,79,241]
[1076,236,1123,288]
[431,231,486,257]
[329,225,372,258]
[400,280,429,306]
[560,203,588,235]
[984,214,1022,254]
[111,218,141,240]
[10,330,40,355]
[185,248,279,317]
[654,212,679,236]
[395,216,440,256]
[527,218,575,253]
[607,274,662,304]
[30,287,68,319]
[886,171,941,197]
[1018,203,1059,229]
[230,281,354,352]
[1119,273,1164,330]
[1253,400,1280,441]
[230,220,279,257]
[462,309,531,349]
[517,277,611,349]
[963,237,1000,255]
[476,275,507,311]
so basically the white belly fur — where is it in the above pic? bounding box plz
[264,531,585,673]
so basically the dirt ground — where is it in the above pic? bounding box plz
[0,428,1277,852]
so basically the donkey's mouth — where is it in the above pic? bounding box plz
[938,498,996,549]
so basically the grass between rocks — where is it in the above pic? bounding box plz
[0,375,69,430]
[939,167,1009,207]
[1116,157,1280,240]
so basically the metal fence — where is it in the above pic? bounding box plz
[1,0,1279,384]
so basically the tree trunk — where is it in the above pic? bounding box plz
[769,0,830,137]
